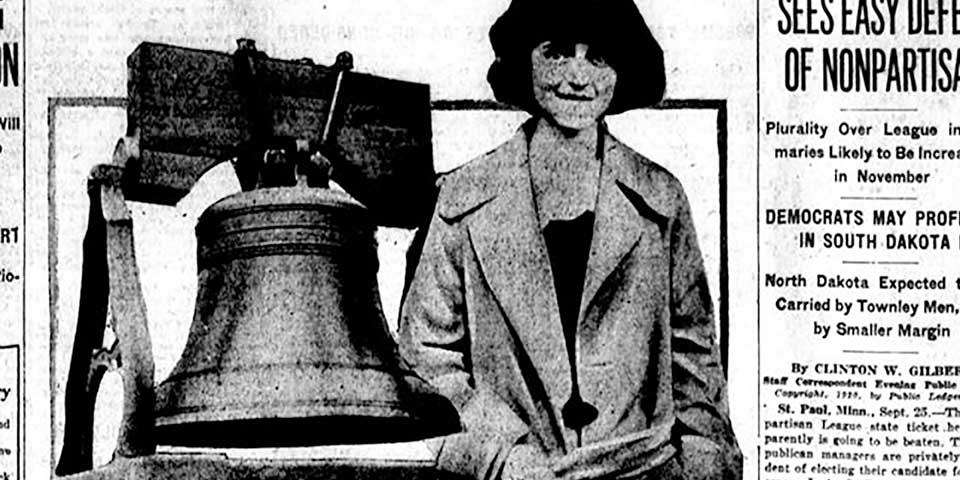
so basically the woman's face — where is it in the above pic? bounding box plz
[530,40,617,131]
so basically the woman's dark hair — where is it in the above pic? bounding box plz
[487,0,666,115]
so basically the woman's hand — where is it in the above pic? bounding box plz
[502,444,556,480]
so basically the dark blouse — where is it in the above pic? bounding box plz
[543,212,594,360]
[543,212,598,437]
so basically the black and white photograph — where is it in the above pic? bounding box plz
[3,0,957,479]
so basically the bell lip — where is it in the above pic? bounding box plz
[153,364,462,447]
[153,415,460,447]
[154,363,460,427]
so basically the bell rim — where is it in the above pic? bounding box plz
[153,363,460,446]
[153,415,459,447]
[154,363,448,419]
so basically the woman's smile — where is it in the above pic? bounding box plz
[554,91,595,101]
[531,41,617,131]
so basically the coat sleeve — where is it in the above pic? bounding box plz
[668,187,742,476]
[399,193,529,480]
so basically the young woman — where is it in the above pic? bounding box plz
[400,1,741,479]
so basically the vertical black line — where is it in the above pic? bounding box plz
[755,0,763,445]
[47,98,58,480]
[20,1,26,477]
[717,102,729,376]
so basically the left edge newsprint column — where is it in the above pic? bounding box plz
[0,0,22,477]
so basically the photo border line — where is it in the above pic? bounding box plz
[46,96,729,474]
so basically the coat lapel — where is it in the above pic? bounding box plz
[579,136,669,323]
[464,131,573,430]
[455,128,672,452]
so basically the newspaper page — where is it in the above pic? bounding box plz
[2,0,952,479]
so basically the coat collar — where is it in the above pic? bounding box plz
[438,124,673,446]
[439,124,672,224]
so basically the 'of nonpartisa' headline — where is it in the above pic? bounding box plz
[776,0,960,92]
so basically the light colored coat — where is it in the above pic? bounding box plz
[399,126,739,480]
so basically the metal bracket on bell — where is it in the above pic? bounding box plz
[57,148,157,476]
[231,40,350,191]
[295,139,332,188]
[232,138,332,189]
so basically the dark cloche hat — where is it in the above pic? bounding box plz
[487,0,665,115]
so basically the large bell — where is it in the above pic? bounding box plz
[153,186,458,447]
